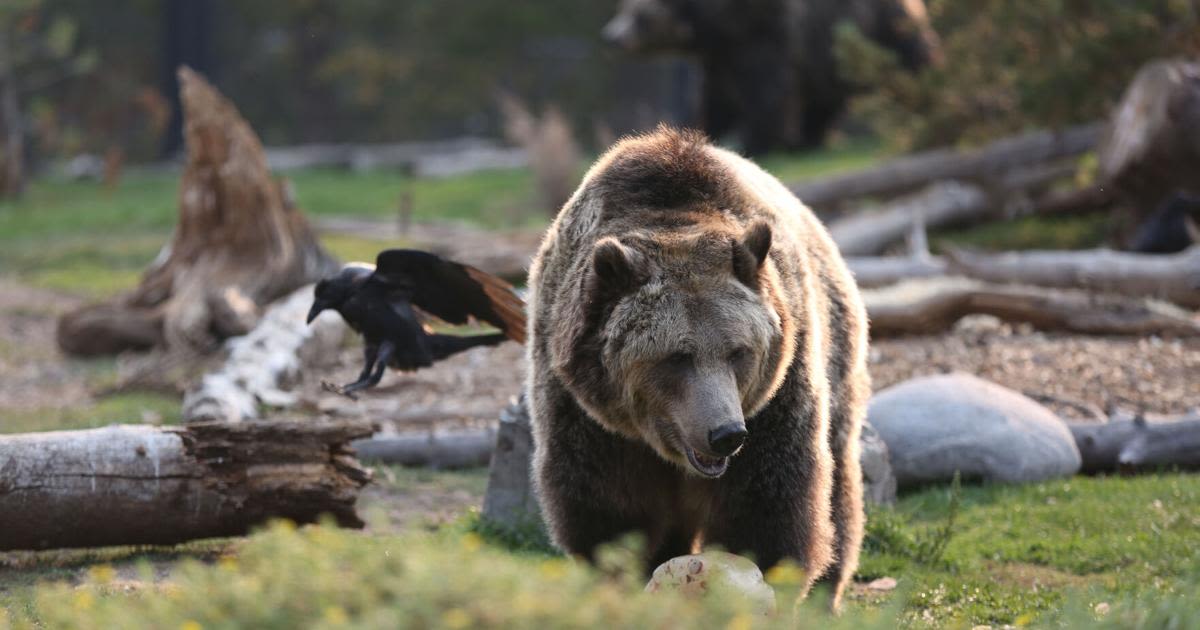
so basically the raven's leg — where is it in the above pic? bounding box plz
[426,333,507,361]
[339,340,395,396]
[322,344,379,399]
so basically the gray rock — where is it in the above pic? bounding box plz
[868,373,1081,488]
[860,421,897,504]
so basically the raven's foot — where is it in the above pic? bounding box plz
[321,380,359,400]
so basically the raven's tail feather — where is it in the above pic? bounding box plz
[427,333,508,361]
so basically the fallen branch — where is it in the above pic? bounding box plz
[1068,413,1200,474]
[0,419,373,551]
[829,181,989,255]
[946,246,1200,309]
[353,426,497,469]
[791,123,1101,207]
[846,255,947,288]
[863,277,1200,338]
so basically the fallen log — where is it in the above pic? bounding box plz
[58,67,337,356]
[182,284,347,423]
[1068,413,1200,474]
[0,419,373,551]
[946,246,1200,309]
[791,123,1101,207]
[863,277,1200,338]
[829,181,989,255]
[1099,58,1200,240]
[846,255,947,288]
[353,426,497,469]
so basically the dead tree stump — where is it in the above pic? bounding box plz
[1099,59,1200,244]
[0,419,373,551]
[57,67,336,356]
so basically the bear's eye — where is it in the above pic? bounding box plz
[662,352,693,369]
[728,347,751,364]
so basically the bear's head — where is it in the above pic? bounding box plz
[555,219,790,478]
[602,0,697,53]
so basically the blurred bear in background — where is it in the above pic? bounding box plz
[603,0,941,155]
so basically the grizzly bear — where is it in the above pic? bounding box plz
[525,126,870,607]
[602,0,941,155]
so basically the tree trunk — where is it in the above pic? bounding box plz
[789,123,1100,208]
[1068,413,1200,474]
[0,419,373,551]
[57,67,337,356]
[946,246,1200,309]
[0,27,25,198]
[1099,58,1200,243]
[863,278,1200,338]
[353,427,497,470]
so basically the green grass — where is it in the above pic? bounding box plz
[2,473,1196,628]
[933,211,1111,252]
[0,392,182,434]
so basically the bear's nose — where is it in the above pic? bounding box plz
[708,423,747,457]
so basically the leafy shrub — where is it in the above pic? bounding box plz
[836,0,1200,149]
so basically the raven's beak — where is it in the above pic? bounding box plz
[306,302,325,325]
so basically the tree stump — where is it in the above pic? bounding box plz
[481,396,544,532]
[0,419,373,551]
[57,67,337,356]
[1099,59,1200,244]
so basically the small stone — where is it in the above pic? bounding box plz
[865,576,898,591]
[646,552,776,615]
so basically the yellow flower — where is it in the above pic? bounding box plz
[72,590,94,612]
[180,621,203,630]
[764,562,804,586]
[323,606,349,625]
[88,564,116,584]
[218,556,239,572]
[460,533,483,553]
[726,612,755,630]
[441,608,472,629]
[538,559,568,580]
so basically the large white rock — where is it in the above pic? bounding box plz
[868,373,1081,488]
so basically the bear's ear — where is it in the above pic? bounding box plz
[733,221,772,287]
[591,237,646,296]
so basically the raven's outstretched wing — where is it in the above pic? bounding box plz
[373,249,526,343]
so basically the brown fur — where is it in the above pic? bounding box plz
[526,126,869,609]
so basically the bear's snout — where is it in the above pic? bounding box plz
[708,423,747,457]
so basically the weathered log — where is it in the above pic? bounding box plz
[946,246,1200,309]
[57,67,337,357]
[1068,413,1200,474]
[846,255,947,288]
[1099,58,1200,240]
[863,278,1200,338]
[790,123,1101,207]
[353,426,497,469]
[183,284,347,423]
[0,419,373,551]
[829,181,989,255]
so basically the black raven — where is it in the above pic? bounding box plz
[1130,192,1200,254]
[306,249,526,398]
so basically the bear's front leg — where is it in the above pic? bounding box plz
[704,401,837,594]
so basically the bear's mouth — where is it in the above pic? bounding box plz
[684,446,729,478]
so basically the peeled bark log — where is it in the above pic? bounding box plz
[183,284,348,423]
[946,246,1200,309]
[864,278,1200,338]
[57,67,337,357]
[1099,58,1200,240]
[0,419,373,551]
[829,181,989,256]
[790,123,1100,207]
[1068,413,1200,474]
